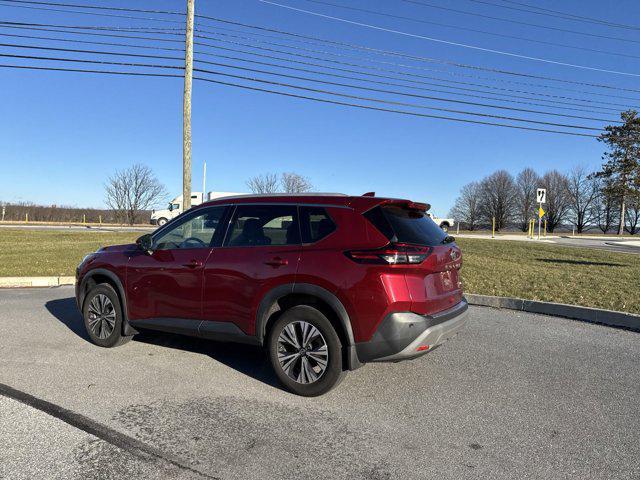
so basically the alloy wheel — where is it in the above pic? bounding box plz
[87,294,116,339]
[277,320,329,384]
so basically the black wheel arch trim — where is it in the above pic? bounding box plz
[77,268,137,336]
[256,283,362,370]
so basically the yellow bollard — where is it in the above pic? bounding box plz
[25,213,28,223]
[492,217,496,238]
[83,214,86,224]
[99,215,102,225]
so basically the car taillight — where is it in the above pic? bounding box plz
[345,243,432,265]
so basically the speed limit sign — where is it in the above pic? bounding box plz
[537,188,547,204]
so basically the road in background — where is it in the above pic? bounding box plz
[1,287,639,479]
[0,224,154,233]
[457,233,640,254]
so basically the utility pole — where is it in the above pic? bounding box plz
[202,159,207,198]
[182,0,195,211]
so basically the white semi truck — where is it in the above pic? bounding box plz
[150,191,245,226]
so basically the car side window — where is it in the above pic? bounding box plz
[300,207,336,243]
[225,205,300,247]
[153,206,226,250]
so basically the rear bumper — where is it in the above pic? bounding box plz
[355,299,468,363]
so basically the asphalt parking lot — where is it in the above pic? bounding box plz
[1,287,639,480]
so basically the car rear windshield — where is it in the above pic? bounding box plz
[364,205,449,246]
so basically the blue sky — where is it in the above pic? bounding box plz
[1,0,639,216]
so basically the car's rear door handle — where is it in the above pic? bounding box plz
[182,260,203,268]
[264,257,288,267]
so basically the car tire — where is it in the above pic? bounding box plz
[440,223,449,232]
[82,283,132,348]
[267,305,345,397]
[157,217,168,226]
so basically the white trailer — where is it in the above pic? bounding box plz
[150,191,245,226]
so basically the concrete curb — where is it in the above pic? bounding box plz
[0,276,75,288]
[465,293,640,331]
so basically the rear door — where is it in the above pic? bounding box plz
[202,204,302,335]
[364,204,463,314]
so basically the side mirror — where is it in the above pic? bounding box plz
[168,204,173,212]
[136,234,153,254]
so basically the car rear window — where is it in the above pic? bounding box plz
[364,205,449,246]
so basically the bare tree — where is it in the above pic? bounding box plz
[105,164,167,225]
[591,179,620,233]
[281,172,312,193]
[514,168,540,232]
[540,170,571,232]
[567,166,598,233]
[625,192,640,234]
[449,182,482,231]
[479,170,516,231]
[246,173,278,194]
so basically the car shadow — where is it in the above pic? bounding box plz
[536,258,626,267]
[44,297,281,390]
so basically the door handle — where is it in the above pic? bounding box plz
[182,260,203,269]
[264,257,288,267]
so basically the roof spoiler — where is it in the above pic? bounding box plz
[381,199,431,212]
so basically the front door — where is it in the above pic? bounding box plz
[127,206,228,321]
[203,204,301,335]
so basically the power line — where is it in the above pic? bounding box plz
[0,42,184,62]
[192,66,601,131]
[196,52,618,123]
[0,23,185,44]
[258,1,640,78]
[0,0,184,16]
[397,0,640,46]
[194,75,598,137]
[0,60,599,137]
[0,52,182,70]
[300,0,640,60]
[2,28,627,114]
[193,29,638,110]
[193,58,613,125]
[0,31,185,53]
[192,15,640,95]
[0,62,182,77]
[3,22,636,117]
[0,48,606,130]
[2,36,618,118]
[0,0,184,24]
[499,0,640,30]
[4,11,640,98]
[192,34,623,113]
[467,0,640,31]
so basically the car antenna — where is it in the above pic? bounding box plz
[362,191,375,197]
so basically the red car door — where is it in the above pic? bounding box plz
[127,206,228,321]
[202,204,301,336]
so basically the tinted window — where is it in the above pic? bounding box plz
[153,206,226,250]
[300,207,336,243]
[225,205,300,247]
[364,205,448,246]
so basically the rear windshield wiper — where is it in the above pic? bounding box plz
[441,235,455,244]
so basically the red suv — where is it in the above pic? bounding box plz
[76,194,467,396]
